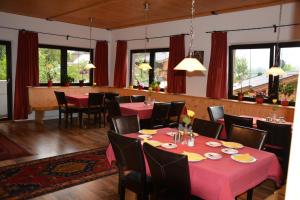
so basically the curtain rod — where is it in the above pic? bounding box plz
[124,33,189,42]
[0,25,109,42]
[206,23,300,33]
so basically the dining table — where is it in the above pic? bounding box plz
[66,94,89,108]
[120,102,153,119]
[217,116,293,140]
[106,127,282,200]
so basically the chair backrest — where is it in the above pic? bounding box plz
[108,131,147,184]
[112,115,140,135]
[54,91,68,109]
[256,120,292,177]
[115,96,132,103]
[143,143,191,200]
[168,101,185,121]
[106,100,121,129]
[207,106,224,122]
[131,95,146,102]
[88,93,104,107]
[224,114,253,139]
[192,118,223,139]
[150,102,171,128]
[230,125,267,150]
[104,92,119,101]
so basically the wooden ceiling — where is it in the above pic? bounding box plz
[0,0,295,30]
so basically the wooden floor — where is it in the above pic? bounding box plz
[0,119,284,200]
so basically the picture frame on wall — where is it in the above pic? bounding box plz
[193,50,204,63]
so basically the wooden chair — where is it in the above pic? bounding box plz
[167,101,185,128]
[81,93,105,128]
[223,114,253,139]
[131,95,146,102]
[149,102,171,129]
[192,118,223,139]
[112,115,140,134]
[143,143,191,200]
[207,106,224,122]
[108,131,151,200]
[106,100,122,130]
[256,120,292,180]
[115,96,132,103]
[54,91,80,127]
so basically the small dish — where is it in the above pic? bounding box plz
[221,148,238,155]
[166,132,177,137]
[138,135,152,139]
[231,154,256,163]
[139,129,157,135]
[206,141,222,147]
[204,152,222,160]
[161,143,177,149]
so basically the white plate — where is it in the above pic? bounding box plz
[138,135,152,139]
[206,141,222,147]
[161,143,178,149]
[166,132,177,137]
[231,154,256,163]
[204,152,222,160]
[221,148,238,155]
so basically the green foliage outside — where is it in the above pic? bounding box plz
[133,53,149,87]
[39,48,90,84]
[0,45,7,80]
[233,57,249,93]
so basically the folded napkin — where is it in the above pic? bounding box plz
[143,139,161,147]
[182,151,206,162]
[232,154,255,162]
[221,141,243,149]
[140,129,157,135]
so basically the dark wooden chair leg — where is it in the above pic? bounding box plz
[99,112,101,128]
[70,113,73,125]
[58,111,61,126]
[88,113,90,126]
[79,112,83,128]
[65,113,68,128]
[119,184,125,200]
[247,189,253,200]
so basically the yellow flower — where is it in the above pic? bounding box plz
[187,110,195,118]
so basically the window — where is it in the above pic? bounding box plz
[38,45,93,86]
[229,42,300,105]
[130,48,169,90]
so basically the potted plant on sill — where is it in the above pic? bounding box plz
[255,91,266,104]
[150,81,161,92]
[62,74,74,87]
[279,83,295,106]
[45,63,57,87]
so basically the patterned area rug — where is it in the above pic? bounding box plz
[0,148,117,200]
[0,134,32,161]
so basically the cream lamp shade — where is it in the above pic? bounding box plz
[85,62,96,69]
[266,66,285,76]
[138,62,152,71]
[174,57,206,72]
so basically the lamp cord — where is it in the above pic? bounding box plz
[275,2,283,66]
[89,17,93,63]
[144,2,149,61]
[188,0,195,58]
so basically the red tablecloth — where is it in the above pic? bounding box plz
[106,128,282,200]
[120,102,153,119]
[66,94,88,108]
[217,116,293,139]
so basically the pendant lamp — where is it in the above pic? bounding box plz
[85,17,96,69]
[174,0,206,72]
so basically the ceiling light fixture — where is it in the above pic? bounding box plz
[266,3,285,76]
[85,17,96,69]
[138,2,152,71]
[174,0,206,72]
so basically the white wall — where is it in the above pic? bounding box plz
[110,2,300,97]
[0,12,111,119]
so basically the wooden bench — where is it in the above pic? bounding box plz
[31,106,58,124]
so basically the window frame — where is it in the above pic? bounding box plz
[129,48,169,90]
[38,44,94,86]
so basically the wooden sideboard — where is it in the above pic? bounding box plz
[28,86,295,123]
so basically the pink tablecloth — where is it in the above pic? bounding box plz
[120,102,153,119]
[106,128,282,200]
[217,116,293,139]
[66,94,88,108]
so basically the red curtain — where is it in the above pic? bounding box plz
[206,32,228,99]
[167,34,186,93]
[113,40,127,88]
[14,30,39,120]
[94,41,108,86]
